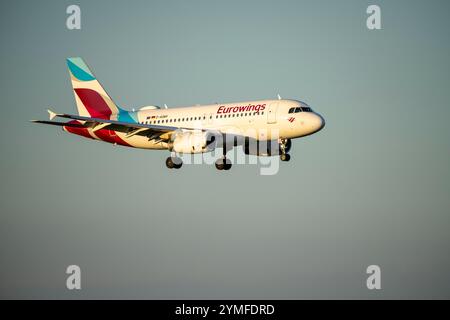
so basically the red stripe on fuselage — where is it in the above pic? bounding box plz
[74,88,112,119]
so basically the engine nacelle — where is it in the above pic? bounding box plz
[244,138,292,156]
[168,130,217,154]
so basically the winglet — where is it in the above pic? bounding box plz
[164,104,168,109]
[47,109,57,120]
[277,94,282,100]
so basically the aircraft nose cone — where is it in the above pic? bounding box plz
[312,113,325,133]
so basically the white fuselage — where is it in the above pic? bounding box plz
[120,99,324,149]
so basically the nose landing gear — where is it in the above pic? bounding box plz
[280,153,291,162]
[279,138,291,162]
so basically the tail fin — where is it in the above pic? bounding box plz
[66,57,121,119]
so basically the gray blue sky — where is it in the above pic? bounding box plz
[1,0,449,298]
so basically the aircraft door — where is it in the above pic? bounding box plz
[267,102,278,124]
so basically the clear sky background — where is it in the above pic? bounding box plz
[1,0,449,299]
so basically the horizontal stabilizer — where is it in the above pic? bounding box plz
[30,120,85,128]
[52,112,180,132]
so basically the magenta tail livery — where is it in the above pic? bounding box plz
[32,58,325,170]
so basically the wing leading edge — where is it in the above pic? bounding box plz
[31,110,216,142]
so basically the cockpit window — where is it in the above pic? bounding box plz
[289,106,313,113]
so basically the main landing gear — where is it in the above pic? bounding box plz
[215,134,232,171]
[165,156,183,169]
[215,157,232,170]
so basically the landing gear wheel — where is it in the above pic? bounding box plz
[172,157,183,169]
[166,157,183,169]
[215,158,225,170]
[280,153,291,162]
[215,157,232,170]
[224,158,232,170]
[166,157,174,169]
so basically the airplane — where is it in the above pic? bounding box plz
[32,58,325,171]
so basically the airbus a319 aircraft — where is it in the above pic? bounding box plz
[32,58,325,171]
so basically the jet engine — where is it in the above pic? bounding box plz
[168,130,217,154]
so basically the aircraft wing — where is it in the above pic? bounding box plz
[31,110,215,142]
